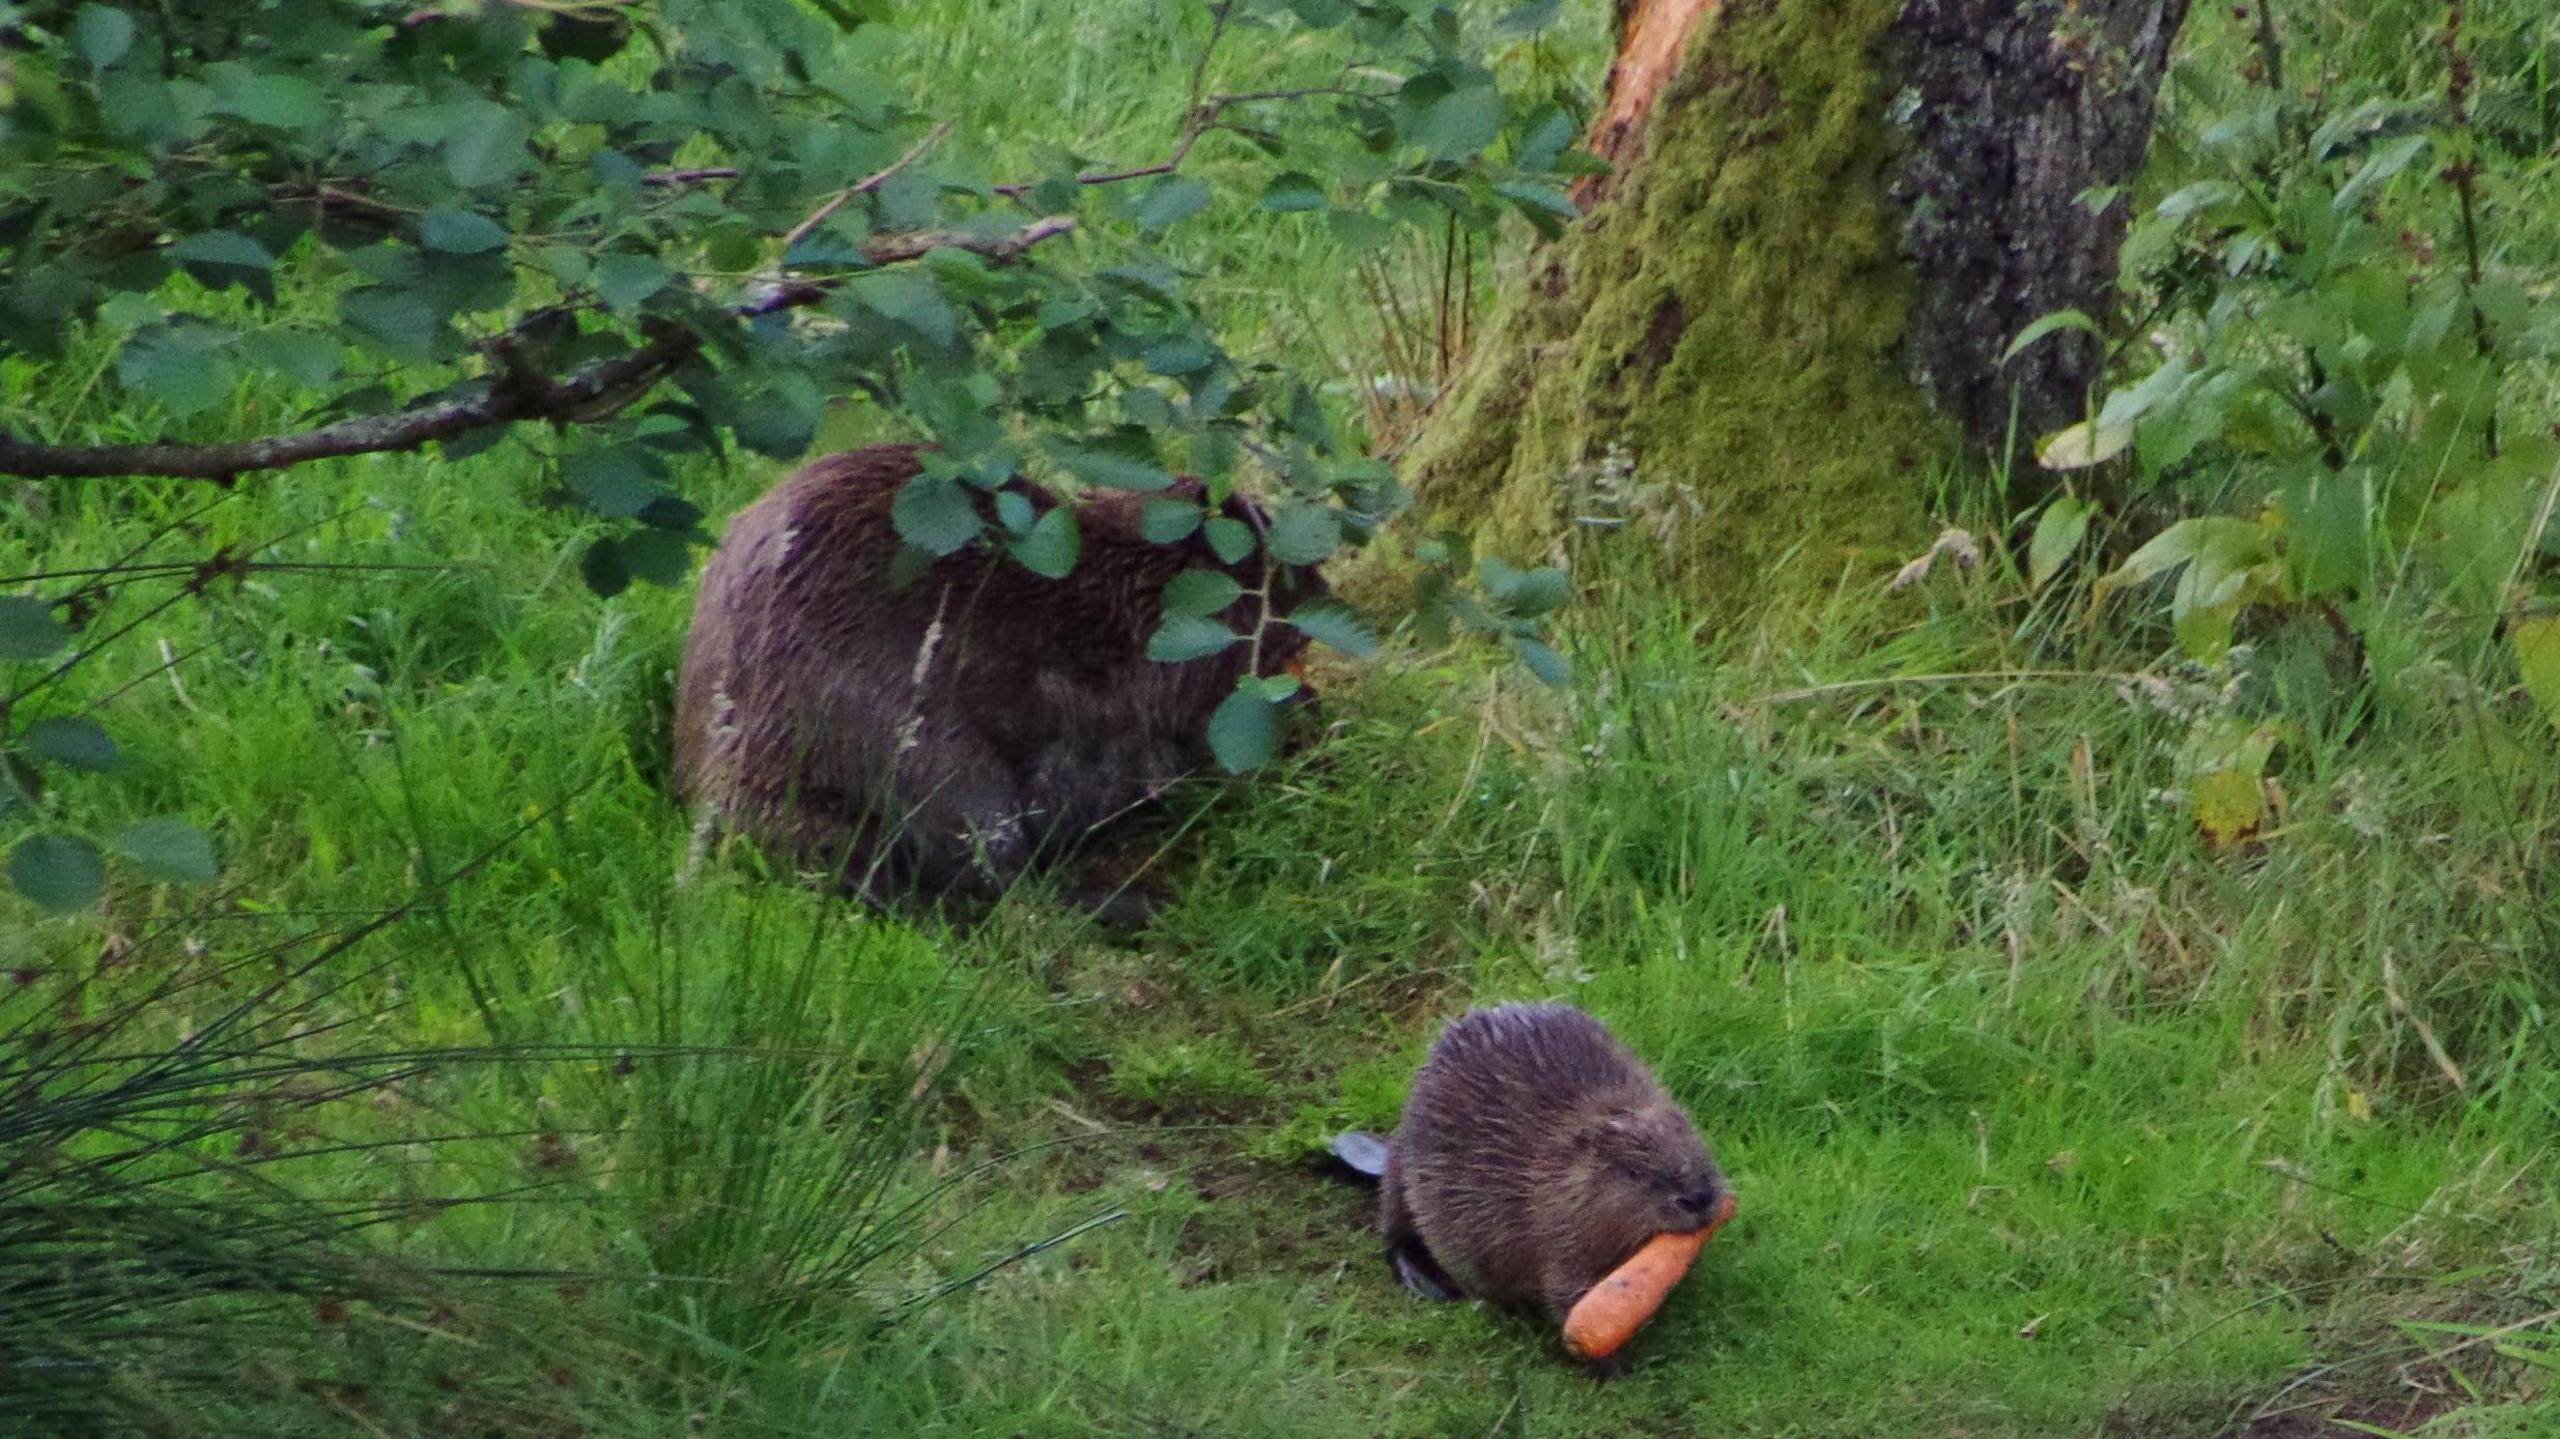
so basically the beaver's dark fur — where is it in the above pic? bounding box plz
[1381,1002,1727,1324]
[672,443,1318,912]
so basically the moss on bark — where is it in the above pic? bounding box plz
[1406,0,1947,610]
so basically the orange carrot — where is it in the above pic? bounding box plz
[1560,1192,1736,1360]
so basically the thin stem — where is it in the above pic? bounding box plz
[2443,0,2500,459]
[779,120,953,253]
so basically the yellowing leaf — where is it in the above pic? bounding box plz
[2512,616,2560,730]
[2345,1087,2372,1122]
[2036,418,2134,471]
[2190,768,2265,847]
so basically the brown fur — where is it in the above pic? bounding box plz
[672,443,1319,908]
[1381,1002,1726,1325]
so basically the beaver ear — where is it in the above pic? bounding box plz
[1163,474,1207,503]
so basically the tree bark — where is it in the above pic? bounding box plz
[1406,0,2188,608]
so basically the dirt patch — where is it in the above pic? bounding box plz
[2225,1391,2463,1438]
[2109,1359,2481,1438]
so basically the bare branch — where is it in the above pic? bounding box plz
[0,218,1076,483]
[639,165,739,187]
[990,5,1372,202]
[0,329,696,482]
[781,121,954,252]
[855,215,1076,266]
[988,87,1374,199]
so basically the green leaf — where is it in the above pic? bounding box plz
[2334,134,2428,213]
[1505,567,1571,617]
[420,207,509,255]
[2102,516,2262,593]
[565,449,665,518]
[1493,180,1577,219]
[1164,569,1244,616]
[213,71,329,130]
[1326,207,1396,253]
[2155,179,2240,221]
[117,324,240,420]
[1036,296,1100,331]
[891,473,982,556]
[2513,616,2560,731]
[1008,506,1080,578]
[1515,103,1576,172]
[1205,517,1255,564]
[2002,308,2097,366]
[1399,70,1502,162]
[10,833,104,912]
[619,528,693,586]
[0,597,71,661]
[339,287,446,362]
[444,104,533,187]
[1262,173,1327,213]
[707,223,764,273]
[1042,439,1174,492]
[1123,385,1180,434]
[848,271,957,347]
[2171,558,2247,663]
[1132,177,1213,234]
[1265,502,1341,565]
[73,5,136,67]
[108,819,216,884]
[1147,614,1240,663]
[924,246,1000,295]
[1143,334,1215,376]
[2099,518,2209,591]
[1140,500,1203,543]
[591,253,671,312]
[994,490,1037,535]
[2282,467,2369,598]
[1493,0,1563,35]
[1512,637,1571,687]
[240,327,343,388]
[1206,687,1281,773]
[2133,365,2241,478]
[167,230,276,275]
[2028,497,2096,589]
[26,716,119,772]
[1285,598,1376,658]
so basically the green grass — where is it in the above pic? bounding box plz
[8,2,2560,1435]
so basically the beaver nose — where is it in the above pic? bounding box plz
[1676,1184,1718,1216]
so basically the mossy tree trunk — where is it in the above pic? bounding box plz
[1407,0,2189,607]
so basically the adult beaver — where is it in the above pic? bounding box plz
[1336,1002,1729,1349]
[672,443,1320,917]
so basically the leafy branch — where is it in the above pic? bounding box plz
[0,217,1074,482]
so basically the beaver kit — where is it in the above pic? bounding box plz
[1336,1001,1734,1362]
[673,443,1321,914]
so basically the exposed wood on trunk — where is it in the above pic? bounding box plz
[1572,0,1722,209]
[1404,0,2194,610]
